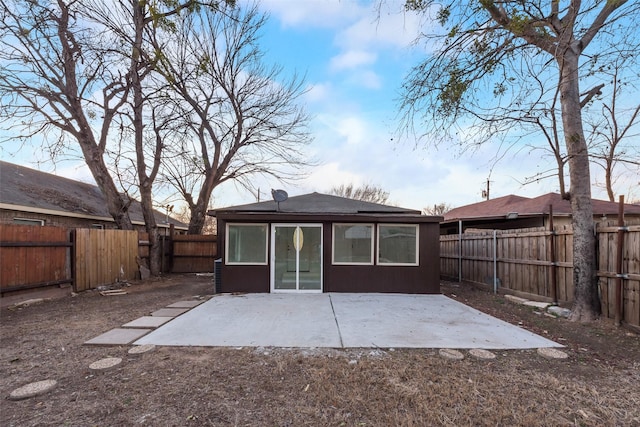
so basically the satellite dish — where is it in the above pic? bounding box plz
[271,189,288,202]
[271,189,288,211]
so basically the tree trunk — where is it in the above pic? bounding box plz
[558,50,600,321]
[187,203,207,235]
[187,171,218,235]
[131,1,161,275]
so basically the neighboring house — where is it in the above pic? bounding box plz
[441,192,640,234]
[208,192,442,294]
[0,160,187,232]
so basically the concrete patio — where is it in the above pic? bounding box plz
[131,293,562,349]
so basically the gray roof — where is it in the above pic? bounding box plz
[0,160,187,228]
[213,192,422,215]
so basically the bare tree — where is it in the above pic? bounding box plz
[585,53,640,201]
[0,0,134,229]
[423,203,451,216]
[401,1,640,320]
[0,0,229,274]
[155,3,312,234]
[330,183,390,204]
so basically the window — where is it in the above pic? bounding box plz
[226,223,268,264]
[13,218,44,226]
[91,224,105,229]
[332,224,373,264]
[377,224,419,265]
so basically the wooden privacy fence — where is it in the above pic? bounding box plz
[1,224,217,296]
[440,222,640,328]
[168,234,217,273]
[74,228,139,292]
[0,224,72,294]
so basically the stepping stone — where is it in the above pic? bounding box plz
[9,380,57,401]
[151,308,188,317]
[128,344,156,355]
[469,349,496,360]
[85,328,152,345]
[523,301,551,309]
[122,316,172,328]
[537,347,569,359]
[89,357,122,371]
[505,295,528,304]
[439,349,464,360]
[166,300,202,309]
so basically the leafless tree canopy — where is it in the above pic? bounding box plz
[330,183,390,205]
[155,3,313,234]
[423,203,451,216]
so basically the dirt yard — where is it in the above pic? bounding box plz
[1,275,639,426]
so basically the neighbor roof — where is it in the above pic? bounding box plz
[211,192,423,215]
[444,192,640,222]
[0,160,187,228]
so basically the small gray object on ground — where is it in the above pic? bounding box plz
[9,380,57,401]
[89,357,122,371]
[84,328,152,345]
[469,348,496,360]
[128,344,156,355]
[122,316,172,328]
[150,308,188,317]
[439,348,464,360]
[537,347,569,359]
[166,300,202,309]
[139,265,151,280]
[547,306,572,318]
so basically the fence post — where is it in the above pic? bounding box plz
[70,229,77,292]
[615,195,625,326]
[458,220,462,282]
[493,229,497,294]
[548,205,557,304]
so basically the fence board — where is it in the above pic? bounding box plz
[0,225,70,293]
[441,221,640,328]
[171,234,217,273]
[74,229,138,291]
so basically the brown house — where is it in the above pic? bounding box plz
[209,192,442,294]
[0,160,187,231]
[440,192,640,234]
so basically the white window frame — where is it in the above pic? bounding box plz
[377,224,419,266]
[332,223,374,265]
[13,218,45,226]
[225,223,268,265]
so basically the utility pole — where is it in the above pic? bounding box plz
[481,179,490,200]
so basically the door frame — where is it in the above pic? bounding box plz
[270,223,323,293]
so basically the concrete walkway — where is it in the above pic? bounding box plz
[133,293,561,349]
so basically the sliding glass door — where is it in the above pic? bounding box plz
[271,224,322,292]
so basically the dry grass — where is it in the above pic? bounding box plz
[1,275,639,426]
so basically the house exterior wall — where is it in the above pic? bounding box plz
[216,217,440,294]
[0,209,125,230]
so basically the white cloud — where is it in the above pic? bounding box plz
[255,0,364,29]
[329,50,377,72]
[336,7,423,51]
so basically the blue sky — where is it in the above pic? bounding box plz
[2,0,637,211]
